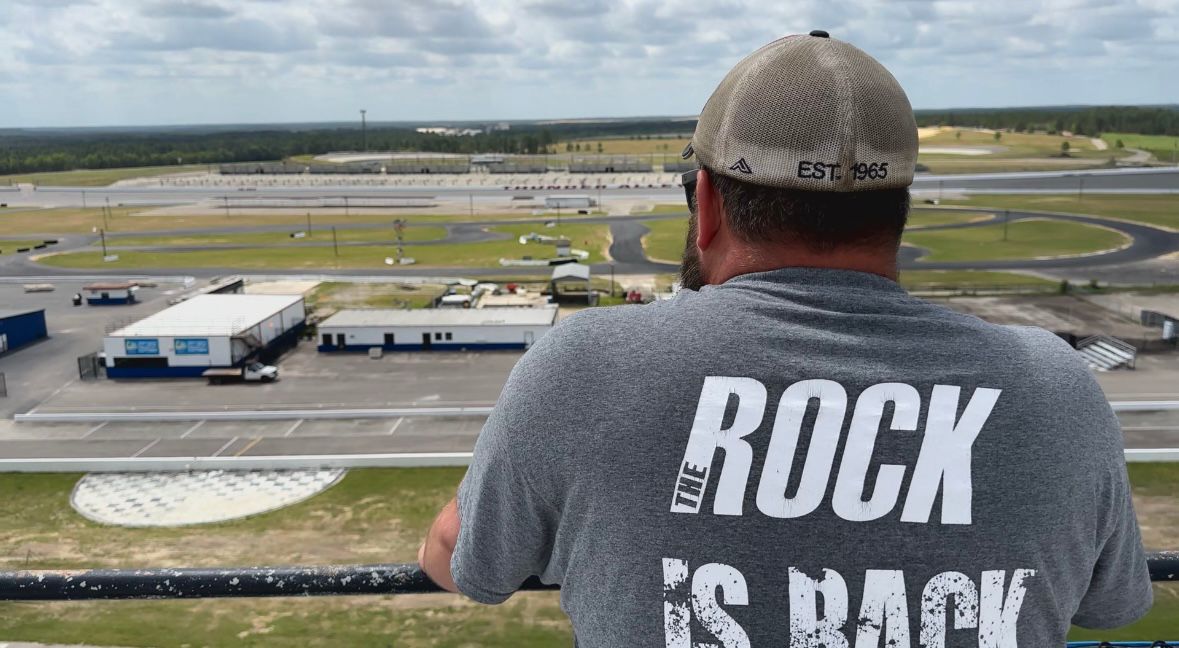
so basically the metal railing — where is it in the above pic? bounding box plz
[1,553,1174,646]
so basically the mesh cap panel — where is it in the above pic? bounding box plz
[688,33,917,192]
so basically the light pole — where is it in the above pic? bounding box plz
[99,228,107,258]
[360,109,367,152]
[1002,209,1009,242]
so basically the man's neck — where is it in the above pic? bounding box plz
[707,245,899,285]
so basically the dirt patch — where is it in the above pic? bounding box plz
[930,294,1157,340]
[1135,493,1179,551]
[306,282,447,320]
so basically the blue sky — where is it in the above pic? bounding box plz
[1,0,1176,128]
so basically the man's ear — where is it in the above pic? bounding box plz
[695,168,723,251]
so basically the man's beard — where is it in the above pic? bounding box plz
[678,212,706,291]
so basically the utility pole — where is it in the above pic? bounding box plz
[360,109,367,152]
[1002,209,1009,242]
[331,226,339,258]
[394,219,405,263]
[99,228,107,258]
[306,211,312,234]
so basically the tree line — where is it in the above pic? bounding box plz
[913,105,1179,137]
[0,119,694,176]
[2,107,1175,176]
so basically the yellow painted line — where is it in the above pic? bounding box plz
[234,436,263,457]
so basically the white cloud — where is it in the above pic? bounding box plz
[0,0,1174,127]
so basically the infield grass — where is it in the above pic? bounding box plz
[38,223,611,269]
[943,194,1179,231]
[903,219,1129,262]
[1101,132,1179,163]
[0,164,214,187]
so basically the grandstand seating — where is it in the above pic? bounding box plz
[1077,334,1137,371]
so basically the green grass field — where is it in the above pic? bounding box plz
[906,209,995,228]
[633,204,689,215]
[903,219,1129,262]
[39,223,611,269]
[104,225,449,248]
[640,218,688,263]
[636,210,1023,266]
[944,194,1179,231]
[0,164,214,187]
[0,239,50,254]
[915,128,1122,174]
[563,137,691,156]
[0,465,1175,644]
[1101,132,1179,163]
[898,270,1057,288]
[0,207,561,237]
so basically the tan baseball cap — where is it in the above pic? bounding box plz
[682,30,917,192]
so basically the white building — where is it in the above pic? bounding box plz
[102,294,306,378]
[317,307,558,352]
[545,195,593,209]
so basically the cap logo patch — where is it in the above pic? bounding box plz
[728,158,753,174]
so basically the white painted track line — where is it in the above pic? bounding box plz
[210,436,239,457]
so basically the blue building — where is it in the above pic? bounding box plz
[0,308,48,355]
[83,282,138,305]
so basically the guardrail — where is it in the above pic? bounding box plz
[1,555,1174,646]
[3,553,1172,600]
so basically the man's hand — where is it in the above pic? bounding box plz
[418,496,461,593]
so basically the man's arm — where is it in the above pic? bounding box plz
[418,496,460,593]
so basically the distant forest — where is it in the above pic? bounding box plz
[1,106,1176,176]
[913,105,1179,137]
[0,119,695,176]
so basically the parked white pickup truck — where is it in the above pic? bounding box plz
[202,362,278,385]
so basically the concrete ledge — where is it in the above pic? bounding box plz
[14,406,495,423]
[1125,448,1179,462]
[1110,400,1179,412]
[16,400,1173,422]
[0,452,475,473]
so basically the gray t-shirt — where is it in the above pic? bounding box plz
[451,267,1151,647]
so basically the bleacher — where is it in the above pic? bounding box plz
[1077,334,1137,371]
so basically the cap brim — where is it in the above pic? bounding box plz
[681,142,694,159]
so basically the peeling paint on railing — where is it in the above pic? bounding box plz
[0,563,557,600]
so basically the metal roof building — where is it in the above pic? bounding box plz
[103,294,306,378]
[318,307,558,352]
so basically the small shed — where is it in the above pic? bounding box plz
[0,308,48,355]
[83,282,138,305]
[550,263,594,305]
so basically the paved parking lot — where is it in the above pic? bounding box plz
[26,343,519,414]
[0,279,188,418]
